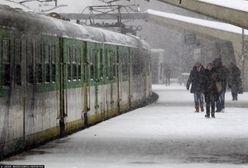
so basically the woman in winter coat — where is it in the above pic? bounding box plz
[204,63,218,118]
[186,62,205,112]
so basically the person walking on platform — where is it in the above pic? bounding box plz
[186,62,205,112]
[228,62,242,101]
[212,58,229,112]
[204,63,218,118]
[164,63,171,86]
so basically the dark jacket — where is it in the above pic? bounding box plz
[187,65,205,94]
[204,69,218,97]
[213,59,229,92]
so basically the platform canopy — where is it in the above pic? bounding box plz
[157,0,248,30]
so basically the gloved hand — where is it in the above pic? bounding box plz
[186,85,189,90]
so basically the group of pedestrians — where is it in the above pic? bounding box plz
[186,58,242,118]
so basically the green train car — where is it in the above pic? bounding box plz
[0,5,155,159]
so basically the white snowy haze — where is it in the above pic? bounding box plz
[0,0,104,13]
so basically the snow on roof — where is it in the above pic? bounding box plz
[198,0,248,12]
[147,9,248,35]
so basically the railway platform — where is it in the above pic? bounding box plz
[1,84,248,168]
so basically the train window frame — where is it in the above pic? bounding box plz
[44,44,50,83]
[14,39,22,86]
[72,47,77,81]
[96,49,100,81]
[50,45,56,83]
[2,39,11,87]
[112,49,117,79]
[27,41,34,84]
[67,47,72,82]
[90,48,95,81]
[109,49,114,80]
[99,48,104,80]
[76,47,82,81]
[105,49,109,79]
[35,42,43,84]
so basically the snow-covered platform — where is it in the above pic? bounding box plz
[1,84,248,168]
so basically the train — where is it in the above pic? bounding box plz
[0,4,157,159]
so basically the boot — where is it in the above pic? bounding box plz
[206,106,210,118]
[211,111,215,118]
[200,105,204,112]
[195,105,199,112]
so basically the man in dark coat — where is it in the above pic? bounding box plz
[186,62,205,112]
[204,63,218,118]
[228,62,242,100]
[212,58,229,112]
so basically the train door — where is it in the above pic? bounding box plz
[86,42,101,121]
[60,39,85,133]
[58,38,66,135]
[83,43,89,125]
[109,46,118,113]
[104,45,111,117]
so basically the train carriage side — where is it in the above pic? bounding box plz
[130,38,152,107]
[100,29,141,113]
[0,26,61,157]
[141,40,152,98]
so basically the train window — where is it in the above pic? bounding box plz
[109,50,113,80]
[105,49,109,79]
[68,64,72,81]
[3,40,10,63]
[44,45,50,83]
[77,48,82,80]
[35,43,42,83]
[52,64,56,82]
[90,48,95,80]
[76,47,82,80]
[95,49,100,80]
[45,64,50,82]
[14,39,21,85]
[100,48,104,79]
[27,42,34,84]
[3,40,10,87]
[15,65,21,85]
[72,47,77,81]
[44,45,49,64]
[51,45,56,82]
[112,50,117,79]
[75,47,79,63]
[71,47,76,64]
[78,65,81,80]
[73,64,77,80]
[50,45,56,82]
[67,47,71,82]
